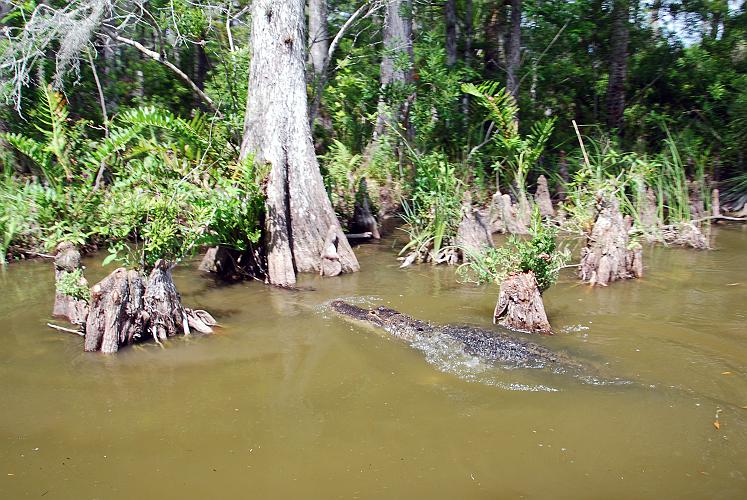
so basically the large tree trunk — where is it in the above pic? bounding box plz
[606,0,630,131]
[493,271,551,334]
[240,0,359,287]
[372,0,415,146]
[308,0,329,78]
[445,0,458,67]
[506,0,522,105]
[483,2,507,79]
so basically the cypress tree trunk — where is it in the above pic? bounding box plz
[606,0,630,132]
[445,0,458,67]
[506,0,522,105]
[308,0,329,78]
[239,0,359,287]
[484,2,507,79]
[372,0,414,142]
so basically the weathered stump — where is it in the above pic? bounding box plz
[712,188,721,220]
[352,177,381,239]
[534,175,555,218]
[85,268,147,353]
[501,193,529,234]
[144,260,186,341]
[199,244,266,281]
[639,186,659,228]
[488,191,506,233]
[53,242,89,325]
[493,271,551,334]
[664,222,710,249]
[579,194,642,286]
[85,260,214,353]
[688,180,705,220]
[456,202,494,261]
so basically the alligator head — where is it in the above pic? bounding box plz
[330,300,432,342]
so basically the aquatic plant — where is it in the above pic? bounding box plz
[458,208,569,292]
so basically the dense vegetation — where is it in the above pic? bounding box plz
[1,0,745,279]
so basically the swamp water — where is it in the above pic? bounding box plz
[1,225,746,499]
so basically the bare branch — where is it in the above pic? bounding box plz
[103,29,222,117]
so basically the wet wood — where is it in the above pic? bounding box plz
[85,268,147,353]
[52,242,89,325]
[85,260,213,353]
[493,271,551,334]
[579,194,642,286]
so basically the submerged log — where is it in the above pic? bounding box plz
[579,194,642,286]
[52,242,89,325]
[534,175,555,218]
[493,271,551,334]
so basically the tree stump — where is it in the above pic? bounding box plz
[688,180,705,220]
[488,191,506,233]
[352,177,381,239]
[85,260,214,353]
[501,193,529,234]
[534,174,555,218]
[456,206,494,261]
[493,271,551,334]
[52,242,89,325]
[144,260,186,341]
[85,268,147,353]
[579,194,642,286]
[664,222,710,250]
[638,186,659,228]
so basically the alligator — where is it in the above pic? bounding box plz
[330,300,584,374]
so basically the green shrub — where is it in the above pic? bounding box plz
[458,209,569,292]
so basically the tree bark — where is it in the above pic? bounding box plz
[240,0,359,287]
[506,0,522,105]
[606,0,630,131]
[85,268,148,353]
[372,0,415,144]
[445,0,458,67]
[493,271,551,334]
[308,0,329,79]
[579,193,642,286]
[484,2,507,79]
[84,261,214,353]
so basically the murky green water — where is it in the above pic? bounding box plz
[1,225,746,499]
